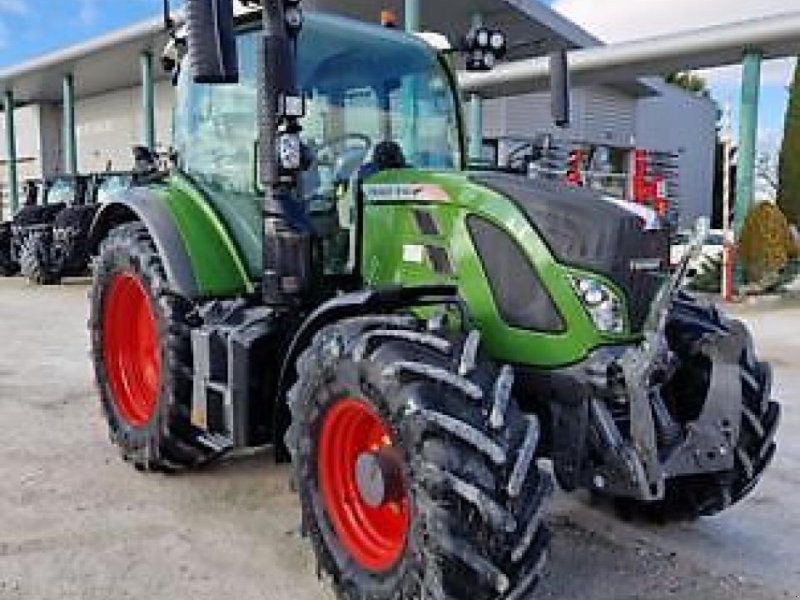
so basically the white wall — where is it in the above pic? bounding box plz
[75,80,174,173]
[1,104,43,217]
[1,80,174,217]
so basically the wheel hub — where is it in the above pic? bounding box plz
[355,448,405,508]
[317,398,409,573]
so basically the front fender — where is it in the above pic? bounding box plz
[89,187,201,297]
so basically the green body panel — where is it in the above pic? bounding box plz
[362,169,640,368]
[159,175,254,297]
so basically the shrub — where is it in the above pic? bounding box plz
[689,252,723,293]
[738,201,794,284]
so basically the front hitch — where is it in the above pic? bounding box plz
[588,219,745,502]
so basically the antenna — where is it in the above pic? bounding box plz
[163,0,174,32]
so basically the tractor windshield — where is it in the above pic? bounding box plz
[297,17,462,173]
[46,179,77,206]
[175,13,462,191]
[173,13,462,278]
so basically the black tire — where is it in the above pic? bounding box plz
[19,229,60,285]
[618,294,780,522]
[286,317,552,600]
[89,222,215,471]
[53,205,98,275]
[0,223,19,276]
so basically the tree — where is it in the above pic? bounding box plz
[778,59,800,225]
[757,151,779,200]
[666,71,710,97]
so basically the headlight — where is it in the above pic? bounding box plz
[570,275,626,334]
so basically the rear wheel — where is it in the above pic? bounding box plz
[617,296,780,521]
[19,229,60,285]
[89,222,215,471]
[286,317,552,600]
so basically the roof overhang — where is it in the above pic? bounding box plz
[0,0,615,109]
[460,11,800,99]
[0,16,172,106]
[305,0,600,54]
[0,0,658,108]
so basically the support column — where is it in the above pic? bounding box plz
[733,51,762,288]
[404,0,420,33]
[469,94,483,163]
[141,51,156,151]
[62,73,78,175]
[3,90,19,218]
[468,13,484,164]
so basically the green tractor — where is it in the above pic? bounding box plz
[86,1,780,598]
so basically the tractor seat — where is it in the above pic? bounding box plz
[356,141,407,182]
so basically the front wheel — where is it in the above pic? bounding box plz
[617,297,780,521]
[286,318,552,600]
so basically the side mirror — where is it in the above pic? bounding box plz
[185,0,239,84]
[550,50,570,128]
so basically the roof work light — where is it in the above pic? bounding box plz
[463,25,507,71]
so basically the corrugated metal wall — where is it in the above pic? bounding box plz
[481,82,715,228]
[483,85,636,148]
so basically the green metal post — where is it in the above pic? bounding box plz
[3,90,19,218]
[63,74,78,175]
[733,51,762,288]
[468,13,484,163]
[404,0,420,33]
[141,51,156,151]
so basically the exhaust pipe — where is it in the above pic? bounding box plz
[259,0,311,308]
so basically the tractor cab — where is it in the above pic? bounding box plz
[171,10,463,284]
[91,172,135,204]
[44,174,91,207]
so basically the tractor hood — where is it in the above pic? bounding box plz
[471,172,669,331]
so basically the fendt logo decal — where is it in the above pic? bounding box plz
[363,184,449,204]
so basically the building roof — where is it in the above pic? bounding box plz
[0,0,650,108]
[461,11,800,98]
[306,0,602,54]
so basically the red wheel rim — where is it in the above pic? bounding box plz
[318,398,410,572]
[102,273,160,428]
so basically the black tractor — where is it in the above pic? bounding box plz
[15,174,94,284]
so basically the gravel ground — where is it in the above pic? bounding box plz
[0,278,797,600]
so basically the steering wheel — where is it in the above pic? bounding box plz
[314,133,372,168]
